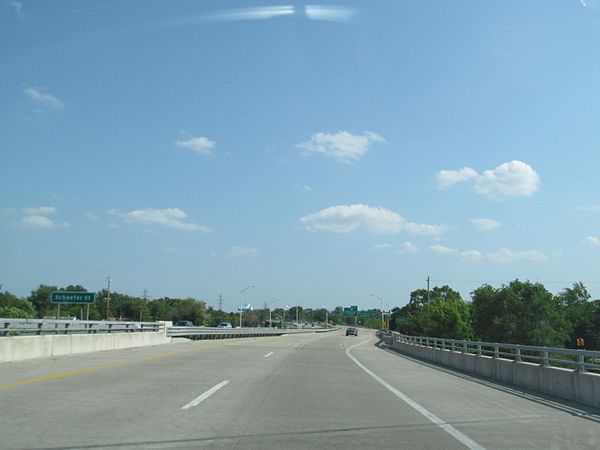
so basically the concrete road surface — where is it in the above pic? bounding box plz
[1,329,599,449]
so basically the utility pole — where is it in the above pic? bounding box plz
[218,294,223,311]
[106,276,111,320]
[427,276,431,304]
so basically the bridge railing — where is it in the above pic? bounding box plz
[1,318,163,336]
[167,326,336,338]
[379,331,600,373]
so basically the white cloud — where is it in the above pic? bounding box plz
[372,243,393,250]
[437,161,540,199]
[21,215,68,230]
[470,218,501,231]
[23,87,63,109]
[584,236,600,246]
[22,206,56,216]
[398,241,420,254]
[429,244,547,262]
[437,167,478,189]
[577,205,600,212]
[304,5,356,22]
[4,1,23,17]
[83,212,99,221]
[229,246,258,257]
[486,248,547,263]
[296,131,384,164]
[174,135,216,155]
[300,204,444,236]
[112,208,211,232]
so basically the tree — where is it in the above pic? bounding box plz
[418,299,474,340]
[471,280,571,346]
[0,291,36,318]
[27,285,57,318]
[556,282,599,349]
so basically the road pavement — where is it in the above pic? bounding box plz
[1,329,599,449]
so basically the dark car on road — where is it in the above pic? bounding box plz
[346,327,358,336]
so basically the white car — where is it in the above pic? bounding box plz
[217,322,233,328]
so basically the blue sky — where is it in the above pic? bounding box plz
[2,0,600,311]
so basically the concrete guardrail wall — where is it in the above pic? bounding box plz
[0,322,172,363]
[383,332,600,409]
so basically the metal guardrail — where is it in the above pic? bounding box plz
[1,318,162,336]
[378,331,600,373]
[167,326,337,339]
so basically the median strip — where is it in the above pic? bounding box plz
[181,380,230,410]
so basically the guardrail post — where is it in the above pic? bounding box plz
[462,342,467,353]
[477,344,482,356]
[451,340,455,352]
[3,321,9,336]
[37,322,43,335]
[576,353,585,373]
[542,351,549,367]
[515,346,522,362]
[493,344,499,359]
[441,339,445,350]
[64,322,70,335]
[108,323,113,333]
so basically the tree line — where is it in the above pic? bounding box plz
[0,285,338,328]
[4,279,598,349]
[389,280,600,350]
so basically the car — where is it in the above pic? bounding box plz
[217,322,233,328]
[346,327,358,336]
[175,320,193,327]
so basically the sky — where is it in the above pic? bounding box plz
[2,0,600,312]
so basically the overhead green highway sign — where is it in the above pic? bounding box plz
[343,305,358,316]
[51,292,95,304]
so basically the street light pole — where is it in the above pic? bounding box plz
[321,305,328,328]
[283,305,289,328]
[269,300,279,328]
[371,293,384,329]
[240,285,254,328]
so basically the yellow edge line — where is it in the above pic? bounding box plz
[0,342,224,389]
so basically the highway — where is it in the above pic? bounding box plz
[1,329,599,449]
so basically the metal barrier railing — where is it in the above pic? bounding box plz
[167,326,336,338]
[378,331,600,373]
[1,318,162,336]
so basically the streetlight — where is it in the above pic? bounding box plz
[371,293,384,329]
[240,285,254,327]
[321,305,329,328]
[268,299,279,328]
[283,305,289,328]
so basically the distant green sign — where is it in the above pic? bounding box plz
[51,292,95,304]
[343,305,358,316]
[357,309,377,317]
[395,316,407,326]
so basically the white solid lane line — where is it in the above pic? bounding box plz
[346,338,486,450]
[264,352,274,358]
[181,380,230,410]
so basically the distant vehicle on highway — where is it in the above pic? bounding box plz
[346,327,358,336]
[217,322,233,328]
[175,320,193,327]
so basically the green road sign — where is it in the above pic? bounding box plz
[343,305,358,316]
[357,309,378,317]
[395,316,407,326]
[51,292,95,304]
